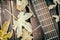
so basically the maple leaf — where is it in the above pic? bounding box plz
[17,0,28,11]
[0,20,13,40]
[48,0,60,10]
[21,29,33,40]
[13,12,32,38]
[53,0,60,4]
[52,15,59,22]
[48,5,56,10]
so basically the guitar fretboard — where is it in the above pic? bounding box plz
[31,0,59,40]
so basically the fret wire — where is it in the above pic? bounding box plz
[44,29,56,34]
[45,29,58,39]
[35,8,49,19]
[39,18,53,27]
[32,0,37,2]
[42,23,53,28]
[42,23,54,32]
[35,6,47,11]
[33,1,47,10]
[39,17,53,26]
[45,19,53,25]
[40,17,51,22]
[33,4,40,7]
[47,36,58,40]
[36,9,50,19]
[45,30,58,39]
[43,12,51,19]
[33,1,46,7]
[43,17,52,25]
[41,22,57,39]
[32,1,38,5]
[32,0,46,4]
[40,7,49,15]
[40,1,46,5]
[49,28,57,39]
[42,24,55,33]
[37,12,49,18]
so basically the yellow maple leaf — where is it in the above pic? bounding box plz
[0,20,13,40]
[1,20,10,33]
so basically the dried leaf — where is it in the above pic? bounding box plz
[1,20,10,33]
[22,21,32,32]
[17,0,28,11]
[48,0,60,10]
[3,30,13,39]
[52,15,59,22]
[0,20,13,40]
[0,30,3,37]
[21,29,33,40]
[13,12,32,38]
[53,0,60,4]
[48,5,56,10]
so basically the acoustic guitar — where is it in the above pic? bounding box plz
[30,0,59,40]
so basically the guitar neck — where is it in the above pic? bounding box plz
[30,0,59,40]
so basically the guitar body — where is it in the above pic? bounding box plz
[30,0,59,40]
[31,16,44,40]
